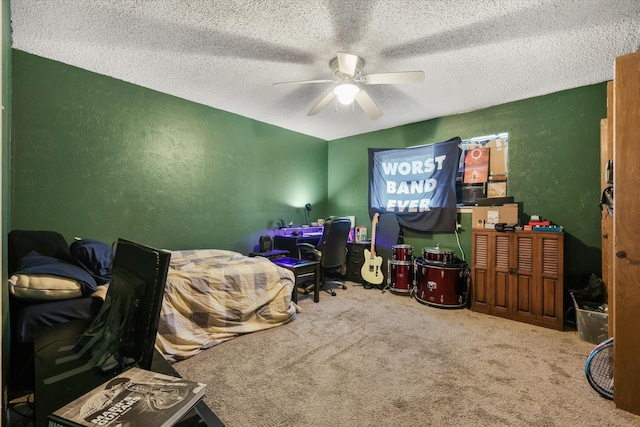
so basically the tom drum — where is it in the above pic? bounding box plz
[388,260,414,295]
[392,244,414,262]
[415,259,467,308]
[422,246,455,264]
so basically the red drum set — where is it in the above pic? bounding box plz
[388,244,414,295]
[387,244,469,309]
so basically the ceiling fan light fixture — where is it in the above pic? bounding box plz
[334,83,360,105]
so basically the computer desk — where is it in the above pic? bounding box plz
[34,318,225,427]
[273,234,322,258]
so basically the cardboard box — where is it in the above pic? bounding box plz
[472,203,519,228]
[487,181,507,198]
[576,308,609,344]
[355,226,367,242]
[486,139,507,177]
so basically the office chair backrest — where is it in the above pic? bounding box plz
[318,217,352,269]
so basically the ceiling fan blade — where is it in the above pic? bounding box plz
[273,79,334,85]
[308,90,337,116]
[362,71,425,85]
[336,52,359,77]
[355,89,383,120]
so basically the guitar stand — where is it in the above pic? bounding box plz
[364,281,386,292]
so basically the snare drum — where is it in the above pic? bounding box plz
[415,259,467,308]
[392,244,413,262]
[388,260,414,295]
[422,246,455,264]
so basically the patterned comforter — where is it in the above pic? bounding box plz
[155,249,297,362]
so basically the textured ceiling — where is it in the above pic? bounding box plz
[10,0,640,141]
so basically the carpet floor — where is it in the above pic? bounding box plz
[173,282,639,427]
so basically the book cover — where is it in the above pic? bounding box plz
[47,367,206,427]
[463,147,490,183]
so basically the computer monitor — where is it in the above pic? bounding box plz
[44,238,171,384]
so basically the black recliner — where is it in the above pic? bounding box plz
[297,217,352,296]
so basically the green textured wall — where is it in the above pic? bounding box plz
[328,84,606,280]
[11,49,605,279]
[11,50,327,253]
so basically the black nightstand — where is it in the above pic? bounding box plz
[345,242,370,284]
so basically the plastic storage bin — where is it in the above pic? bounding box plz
[576,307,609,344]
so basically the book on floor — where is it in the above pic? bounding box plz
[47,366,206,427]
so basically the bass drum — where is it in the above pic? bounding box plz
[388,260,414,295]
[415,259,468,308]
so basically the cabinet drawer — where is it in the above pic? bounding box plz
[347,244,367,265]
[347,256,364,267]
[347,243,367,254]
[345,270,364,283]
[347,259,363,273]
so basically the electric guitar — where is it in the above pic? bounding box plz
[361,213,384,285]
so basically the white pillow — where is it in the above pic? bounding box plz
[8,274,83,301]
[91,284,109,301]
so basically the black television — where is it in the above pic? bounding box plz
[44,238,171,384]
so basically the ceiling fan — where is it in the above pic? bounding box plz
[274,52,425,120]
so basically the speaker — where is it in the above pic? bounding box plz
[259,235,273,252]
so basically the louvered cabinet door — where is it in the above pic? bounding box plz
[471,229,564,330]
[470,230,490,313]
[471,229,513,315]
[513,231,564,330]
[535,233,564,329]
[513,233,536,320]
[491,233,512,315]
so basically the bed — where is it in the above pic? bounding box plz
[8,232,296,382]
[155,249,298,362]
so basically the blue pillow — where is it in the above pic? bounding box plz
[16,251,98,295]
[70,239,115,285]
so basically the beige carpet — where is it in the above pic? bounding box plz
[173,283,639,427]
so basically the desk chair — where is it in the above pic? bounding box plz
[297,217,352,296]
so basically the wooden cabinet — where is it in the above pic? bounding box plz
[471,229,564,330]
